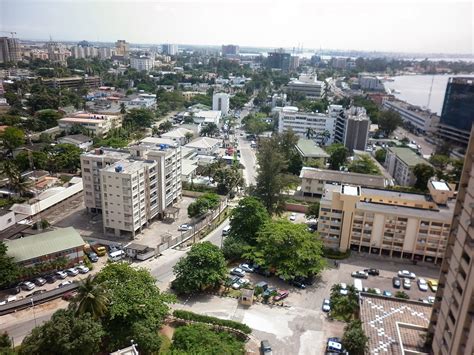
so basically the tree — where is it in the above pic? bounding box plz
[348,155,381,175]
[1,126,25,154]
[0,242,20,289]
[228,197,269,246]
[342,320,369,355]
[124,108,154,128]
[213,165,244,196]
[395,290,410,299]
[158,120,173,133]
[329,284,359,322]
[35,109,62,129]
[20,309,104,355]
[413,163,435,190]
[173,242,227,294]
[94,263,174,353]
[184,131,194,143]
[171,323,245,354]
[72,275,109,320]
[244,220,326,280]
[119,102,127,114]
[187,193,220,218]
[306,202,320,219]
[0,332,14,355]
[255,137,287,214]
[429,154,450,170]
[305,128,316,140]
[378,109,403,136]
[327,143,349,170]
[375,148,387,164]
[47,143,82,173]
[200,123,219,137]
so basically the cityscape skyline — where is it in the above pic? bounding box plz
[2,0,472,55]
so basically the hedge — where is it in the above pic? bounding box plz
[173,310,252,334]
[323,247,351,260]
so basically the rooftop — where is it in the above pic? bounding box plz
[296,139,330,159]
[103,159,151,174]
[431,180,450,191]
[5,227,85,263]
[161,127,194,139]
[359,293,432,355]
[82,147,130,160]
[388,147,429,167]
[300,167,388,188]
[194,110,222,119]
[59,134,92,144]
[185,137,220,149]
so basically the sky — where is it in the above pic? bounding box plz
[1,0,473,54]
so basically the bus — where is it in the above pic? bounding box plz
[354,279,363,293]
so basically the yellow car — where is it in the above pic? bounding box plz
[428,279,438,292]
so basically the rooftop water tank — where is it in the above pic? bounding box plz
[115,165,123,173]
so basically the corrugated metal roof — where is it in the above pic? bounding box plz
[5,227,85,263]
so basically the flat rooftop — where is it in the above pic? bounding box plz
[82,148,130,160]
[103,159,154,174]
[388,147,429,167]
[296,140,330,158]
[431,181,450,191]
[301,167,387,188]
[359,293,432,355]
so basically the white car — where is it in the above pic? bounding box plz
[178,224,192,231]
[403,279,412,289]
[58,280,73,288]
[374,288,382,295]
[232,278,250,290]
[322,299,331,312]
[339,283,348,295]
[427,296,435,304]
[66,268,79,276]
[289,213,297,221]
[21,281,35,291]
[418,278,428,292]
[398,270,416,279]
[239,263,254,272]
[76,265,90,274]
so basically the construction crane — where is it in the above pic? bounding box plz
[426,75,435,111]
[0,31,17,38]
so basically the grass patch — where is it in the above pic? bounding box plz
[172,310,252,334]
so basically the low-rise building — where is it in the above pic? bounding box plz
[126,94,156,109]
[0,209,15,232]
[286,74,325,98]
[184,137,220,155]
[318,181,454,263]
[295,139,330,164]
[58,113,122,137]
[300,167,390,197]
[383,99,439,133]
[42,76,101,89]
[161,127,194,146]
[385,147,431,186]
[5,227,85,268]
[193,110,222,125]
[58,134,93,150]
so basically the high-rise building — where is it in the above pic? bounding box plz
[267,49,291,72]
[162,44,178,56]
[46,41,68,66]
[130,55,155,72]
[334,106,370,151]
[0,37,21,64]
[115,40,129,59]
[429,127,474,355]
[98,47,114,59]
[212,93,230,115]
[437,77,474,146]
[221,44,239,57]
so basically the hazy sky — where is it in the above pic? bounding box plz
[1,0,473,54]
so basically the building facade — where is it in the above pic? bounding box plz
[0,37,21,64]
[385,147,430,186]
[383,99,440,134]
[221,44,239,57]
[42,76,101,89]
[130,56,154,72]
[212,93,230,115]
[286,74,325,98]
[437,77,474,146]
[162,44,178,56]
[267,50,291,71]
[59,113,122,137]
[115,40,129,59]
[429,128,474,355]
[318,181,454,263]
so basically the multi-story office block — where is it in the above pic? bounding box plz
[334,106,370,152]
[115,40,129,59]
[429,128,474,355]
[437,77,474,146]
[318,180,455,263]
[286,74,325,98]
[59,113,122,137]
[385,147,430,186]
[0,37,21,64]
[130,55,154,72]
[162,44,178,56]
[212,93,230,115]
[221,44,239,57]
[81,148,131,213]
[42,76,101,90]
[267,49,291,72]
[383,99,439,134]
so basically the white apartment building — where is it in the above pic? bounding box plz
[286,74,325,98]
[130,56,154,72]
[184,137,220,155]
[359,74,385,91]
[383,99,439,133]
[212,93,230,115]
[162,44,178,56]
[385,147,431,186]
[193,110,222,125]
[98,47,114,60]
[59,113,122,137]
[278,107,336,144]
[127,94,156,109]
[161,127,194,146]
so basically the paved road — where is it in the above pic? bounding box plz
[393,127,435,156]
[235,105,258,187]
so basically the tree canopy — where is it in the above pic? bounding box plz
[305,202,320,219]
[342,320,369,355]
[327,143,349,170]
[348,155,381,175]
[0,242,20,288]
[172,242,227,294]
[378,109,403,136]
[124,108,154,128]
[413,163,435,190]
[188,193,220,218]
[229,197,269,246]
[1,126,25,154]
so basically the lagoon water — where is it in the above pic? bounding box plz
[383,74,474,114]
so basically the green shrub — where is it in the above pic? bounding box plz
[173,310,252,334]
[323,247,351,260]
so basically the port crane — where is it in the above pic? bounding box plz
[0,31,17,38]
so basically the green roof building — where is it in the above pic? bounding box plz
[385,147,432,186]
[5,227,85,267]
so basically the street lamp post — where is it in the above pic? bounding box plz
[31,298,37,327]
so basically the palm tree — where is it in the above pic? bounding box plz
[0,161,19,190]
[120,102,127,115]
[184,132,194,144]
[11,175,32,197]
[73,275,109,319]
[305,128,316,140]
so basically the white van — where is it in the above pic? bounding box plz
[109,250,125,262]
[222,225,231,236]
[354,279,363,293]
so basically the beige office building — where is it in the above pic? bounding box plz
[318,180,455,263]
[59,113,122,137]
[429,130,474,354]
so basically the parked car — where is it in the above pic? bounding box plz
[178,224,192,231]
[428,279,438,292]
[232,278,250,290]
[76,265,90,274]
[62,291,76,301]
[260,340,272,354]
[289,278,306,289]
[66,268,79,277]
[10,285,21,295]
[255,281,268,291]
[398,270,416,279]
[289,213,297,221]
[254,266,272,277]
[374,288,382,295]
[351,270,369,279]
[392,277,401,288]
[418,278,428,291]
[263,287,277,298]
[273,290,289,301]
[56,270,68,279]
[20,281,35,291]
[427,296,435,304]
[383,290,392,297]
[239,263,254,272]
[91,245,107,256]
[87,252,99,263]
[327,338,346,354]
[403,279,411,289]
[322,299,331,312]
[339,283,348,295]
[364,268,380,276]
[230,267,246,277]
[58,280,73,288]
[33,277,46,286]
[45,274,57,284]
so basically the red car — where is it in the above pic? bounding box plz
[61,291,76,301]
[273,290,289,301]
